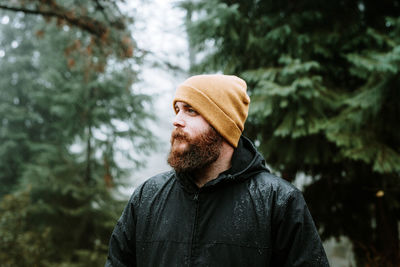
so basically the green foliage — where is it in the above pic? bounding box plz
[0,1,154,265]
[0,190,51,266]
[181,0,400,265]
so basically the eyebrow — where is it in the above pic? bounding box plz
[174,103,193,109]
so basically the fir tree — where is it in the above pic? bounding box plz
[180,0,400,265]
[0,1,154,265]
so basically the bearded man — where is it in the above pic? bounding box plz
[106,74,329,266]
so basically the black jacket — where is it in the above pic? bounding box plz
[106,136,329,266]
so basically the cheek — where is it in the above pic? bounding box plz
[187,126,206,139]
[183,116,211,137]
[192,117,211,133]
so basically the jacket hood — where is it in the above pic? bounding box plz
[225,135,268,178]
[176,135,269,192]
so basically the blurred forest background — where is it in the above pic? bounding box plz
[0,0,399,266]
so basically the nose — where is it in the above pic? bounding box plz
[173,111,185,128]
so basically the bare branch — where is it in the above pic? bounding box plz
[0,4,107,37]
[93,0,110,23]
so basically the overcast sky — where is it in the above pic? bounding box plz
[122,0,189,194]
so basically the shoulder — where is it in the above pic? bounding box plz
[249,170,303,205]
[251,170,299,194]
[139,170,175,192]
[247,171,310,225]
[129,170,176,204]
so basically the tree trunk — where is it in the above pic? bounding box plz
[375,196,399,266]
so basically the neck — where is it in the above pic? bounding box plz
[193,141,234,188]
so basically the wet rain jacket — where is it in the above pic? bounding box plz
[106,136,329,267]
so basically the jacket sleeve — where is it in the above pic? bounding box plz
[271,189,330,267]
[105,193,138,267]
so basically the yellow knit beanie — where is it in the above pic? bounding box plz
[173,74,250,148]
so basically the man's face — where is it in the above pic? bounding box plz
[167,101,223,173]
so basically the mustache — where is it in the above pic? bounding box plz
[171,129,190,142]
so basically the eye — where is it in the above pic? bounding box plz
[187,108,198,115]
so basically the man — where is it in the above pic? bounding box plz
[106,74,329,266]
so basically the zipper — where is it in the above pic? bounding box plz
[188,192,199,266]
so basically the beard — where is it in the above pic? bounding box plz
[167,126,223,174]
